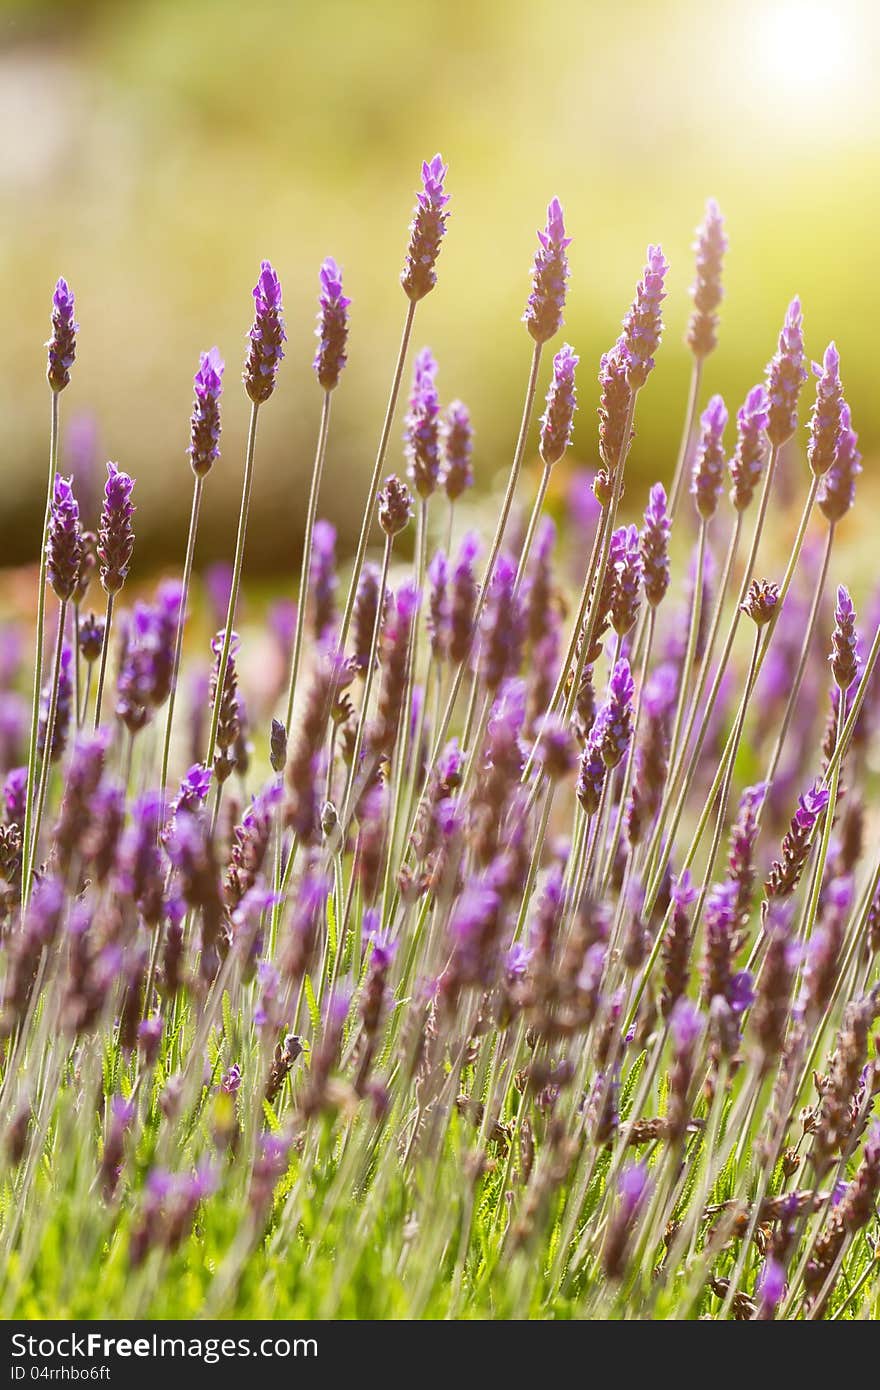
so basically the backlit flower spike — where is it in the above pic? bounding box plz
[401,154,450,303]
[313,257,350,391]
[243,260,285,405]
[524,197,571,343]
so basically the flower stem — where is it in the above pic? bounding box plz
[159,475,204,799]
[92,591,115,731]
[285,390,333,732]
[26,601,67,892]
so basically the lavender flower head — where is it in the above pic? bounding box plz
[818,401,861,525]
[47,475,83,603]
[405,348,442,499]
[597,336,633,473]
[189,347,224,477]
[641,483,670,608]
[441,400,473,501]
[38,646,73,765]
[244,260,285,405]
[313,257,350,391]
[479,555,524,693]
[600,659,635,769]
[377,474,413,537]
[46,277,78,392]
[609,524,643,637]
[98,463,135,595]
[621,245,669,389]
[401,155,449,303]
[691,394,728,521]
[740,578,779,628]
[728,384,770,511]
[830,585,859,693]
[765,297,808,447]
[687,198,727,358]
[807,342,844,478]
[539,344,578,466]
[523,198,570,344]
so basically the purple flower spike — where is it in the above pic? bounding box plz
[479,555,524,693]
[405,348,442,499]
[401,154,449,303]
[600,659,635,769]
[441,400,473,501]
[691,394,728,521]
[244,260,286,405]
[523,197,571,344]
[807,342,844,478]
[98,462,135,595]
[313,257,350,391]
[377,474,413,537]
[597,336,634,473]
[622,245,669,390]
[47,277,78,392]
[189,347,224,477]
[47,475,83,603]
[757,1258,786,1316]
[687,198,727,358]
[641,482,671,608]
[728,384,770,511]
[818,402,861,524]
[540,343,578,466]
[670,997,703,1054]
[37,646,73,765]
[765,297,808,447]
[576,724,606,815]
[830,586,859,692]
[610,524,643,637]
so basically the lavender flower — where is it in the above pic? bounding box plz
[539,344,578,466]
[661,871,697,1017]
[427,549,450,661]
[727,782,765,928]
[830,586,859,693]
[818,402,861,524]
[46,277,78,392]
[687,199,727,358]
[46,475,83,603]
[621,246,669,390]
[523,197,570,343]
[599,659,635,769]
[269,718,287,774]
[691,395,728,521]
[479,556,524,693]
[243,260,285,405]
[97,463,135,595]
[449,533,480,665]
[352,563,383,674]
[441,400,474,501]
[313,257,350,391]
[807,343,844,477]
[765,297,808,447]
[576,725,606,815]
[609,524,642,637]
[640,483,670,608]
[728,385,770,511]
[401,154,449,303]
[765,781,831,899]
[405,348,441,499]
[377,474,413,537]
[597,337,633,472]
[37,646,73,765]
[740,578,779,627]
[603,1163,650,1279]
[700,880,753,1015]
[188,347,224,477]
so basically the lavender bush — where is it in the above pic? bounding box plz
[0,162,878,1320]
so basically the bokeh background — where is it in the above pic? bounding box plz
[1,0,879,577]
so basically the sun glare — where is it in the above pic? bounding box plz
[756,0,854,98]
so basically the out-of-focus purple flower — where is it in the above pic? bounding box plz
[79,611,105,664]
[368,585,419,757]
[740,578,779,627]
[621,246,668,390]
[728,385,770,511]
[313,257,350,391]
[138,1016,163,1067]
[442,400,473,501]
[766,297,808,447]
[405,348,441,500]
[3,767,26,826]
[523,197,570,344]
[168,763,212,826]
[700,879,753,1013]
[757,1258,786,1317]
[670,996,703,1055]
[691,394,728,521]
[661,870,697,1017]
[427,549,450,661]
[401,154,449,303]
[727,781,766,928]
[627,662,676,847]
[539,343,578,466]
[641,482,670,608]
[818,402,861,524]
[47,474,83,603]
[449,532,480,666]
[98,463,135,595]
[116,583,182,726]
[603,1162,651,1279]
[310,519,337,641]
[117,792,165,926]
[377,474,413,537]
[479,555,524,693]
[807,342,844,479]
[37,645,73,765]
[597,336,633,475]
[47,277,77,392]
[188,347,224,477]
[220,1063,242,1095]
[830,586,859,693]
[244,260,285,405]
[687,199,727,358]
[535,713,577,781]
[752,900,798,1064]
[203,562,233,630]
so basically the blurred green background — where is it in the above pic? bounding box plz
[1,0,878,575]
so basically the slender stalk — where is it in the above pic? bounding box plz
[285,390,333,731]
[665,518,707,781]
[26,602,67,890]
[205,401,260,768]
[22,391,59,908]
[92,592,115,731]
[337,301,416,652]
[513,459,552,593]
[159,475,204,798]
[667,357,703,522]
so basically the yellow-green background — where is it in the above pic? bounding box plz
[1,0,878,572]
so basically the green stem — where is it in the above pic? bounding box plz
[92,591,115,730]
[285,390,333,732]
